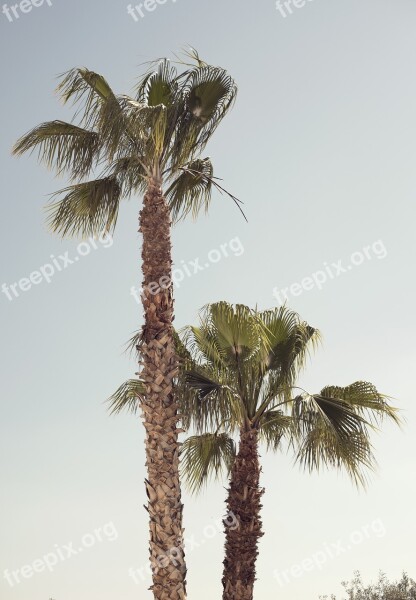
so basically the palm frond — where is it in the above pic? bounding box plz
[57,68,133,161]
[320,382,401,427]
[183,65,237,133]
[166,158,245,222]
[259,410,292,451]
[165,157,213,221]
[107,379,145,415]
[181,432,235,494]
[12,121,100,180]
[107,156,148,197]
[173,46,208,69]
[136,58,178,107]
[171,64,237,167]
[125,330,142,359]
[203,302,268,364]
[179,365,235,433]
[292,393,375,486]
[46,176,122,238]
[185,369,223,399]
[57,67,117,118]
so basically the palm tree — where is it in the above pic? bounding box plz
[177,302,400,600]
[12,50,238,600]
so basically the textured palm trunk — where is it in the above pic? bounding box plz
[222,427,264,600]
[139,177,186,600]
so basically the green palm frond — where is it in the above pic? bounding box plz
[178,302,401,494]
[12,121,100,180]
[57,67,118,122]
[320,382,401,426]
[165,157,213,221]
[136,58,178,107]
[181,432,236,494]
[182,65,237,134]
[259,410,292,451]
[179,366,236,433]
[107,156,148,197]
[261,307,320,372]
[166,158,245,222]
[57,68,134,161]
[46,176,122,238]
[203,302,268,364]
[171,63,237,168]
[292,393,375,486]
[107,379,146,415]
[58,68,115,104]
[14,53,240,238]
[185,369,223,399]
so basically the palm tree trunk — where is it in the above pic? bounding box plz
[222,427,264,600]
[139,176,186,600]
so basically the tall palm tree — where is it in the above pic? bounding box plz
[12,50,238,600]
[177,302,400,600]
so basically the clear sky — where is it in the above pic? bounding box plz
[1,1,415,599]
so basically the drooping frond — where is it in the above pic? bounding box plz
[185,369,223,400]
[107,379,145,415]
[165,157,213,221]
[57,68,133,161]
[259,410,292,451]
[292,393,375,486]
[179,366,237,433]
[57,68,118,121]
[320,382,401,427]
[46,176,122,238]
[181,432,236,494]
[58,67,115,104]
[166,157,245,222]
[107,156,148,197]
[12,121,100,180]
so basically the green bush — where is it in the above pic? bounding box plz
[320,571,416,600]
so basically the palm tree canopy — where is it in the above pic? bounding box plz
[13,49,239,237]
[107,303,400,491]
[178,302,400,491]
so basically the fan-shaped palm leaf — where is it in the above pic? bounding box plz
[181,432,235,493]
[107,379,145,415]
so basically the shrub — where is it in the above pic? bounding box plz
[320,571,416,600]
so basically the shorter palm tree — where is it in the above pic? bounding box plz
[177,302,400,600]
[109,302,400,600]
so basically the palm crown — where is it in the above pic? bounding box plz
[177,302,400,491]
[12,49,239,236]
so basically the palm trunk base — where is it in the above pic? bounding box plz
[222,428,264,600]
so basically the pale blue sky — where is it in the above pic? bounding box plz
[1,1,415,599]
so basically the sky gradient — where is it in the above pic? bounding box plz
[1,1,415,599]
